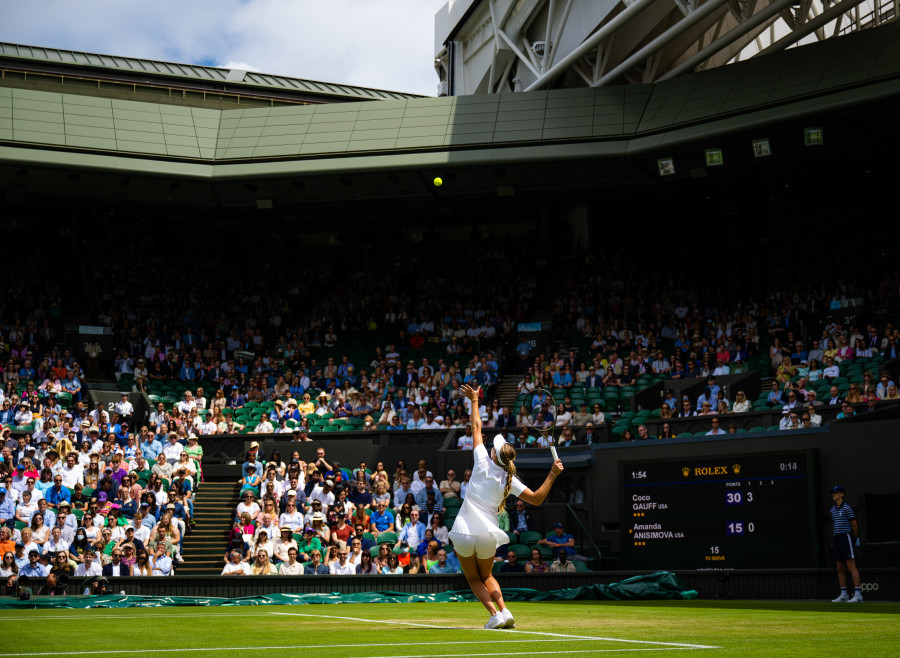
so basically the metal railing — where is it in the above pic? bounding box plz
[838,0,897,34]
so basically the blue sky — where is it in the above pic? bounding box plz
[1,0,448,95]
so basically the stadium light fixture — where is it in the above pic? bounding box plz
[804,127,823,146]
[705,149,724,167]
[752,139,771,158]
[657,157,675,177]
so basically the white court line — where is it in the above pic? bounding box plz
[4,649,695,658]
[0,611,268,622]
[344,651,695,658]
[271,612,720,649]
[0,640,615,657]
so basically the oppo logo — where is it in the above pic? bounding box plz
[860,583,879,592]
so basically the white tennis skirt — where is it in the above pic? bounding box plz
[448,497,508,550]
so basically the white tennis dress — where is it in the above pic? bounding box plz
[449,443,526,550]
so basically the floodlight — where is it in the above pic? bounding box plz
[705,149,724,167]
[752,139,771,158]
[657,158,675,177]
[804,128,823,146]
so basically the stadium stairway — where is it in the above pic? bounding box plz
[494,257,569,405]
[178,481,239,575]
[495,380,521,410]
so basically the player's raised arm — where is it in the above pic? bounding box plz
[519,460,564,506]
[461,384,483,447]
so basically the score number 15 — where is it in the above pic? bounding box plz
[727,521,756,535]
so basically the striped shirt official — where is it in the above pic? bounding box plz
[830,502,855,535]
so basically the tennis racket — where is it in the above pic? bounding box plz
[527,387,560,462]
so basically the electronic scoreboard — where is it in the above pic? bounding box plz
[621,450,820,569]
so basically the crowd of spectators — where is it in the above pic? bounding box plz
[220,445,575,575]
[136,348,508,439]
[0,422,202,590]
[506,261,900,440]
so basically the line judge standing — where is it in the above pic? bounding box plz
[830,485,863,603]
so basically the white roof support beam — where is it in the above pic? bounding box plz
[593,0,733,86]
[658,0,799,80]
[524,0,658,91]
[757,0,870,55]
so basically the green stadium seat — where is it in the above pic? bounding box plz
[376,531,398,545]
[510,544,531,559]
[519,531,543,546]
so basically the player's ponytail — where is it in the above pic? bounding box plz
[498,443,517,514]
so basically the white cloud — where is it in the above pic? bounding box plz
[219,61,261,73]
[0,0,448,96]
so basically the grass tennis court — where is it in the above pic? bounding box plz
[2,600,897,656]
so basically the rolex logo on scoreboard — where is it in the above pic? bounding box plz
[681,465,733,476]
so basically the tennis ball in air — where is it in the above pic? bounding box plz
[433,177,443,187]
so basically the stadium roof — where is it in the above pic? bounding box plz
[1,22,899,207]
[0,42,422,103]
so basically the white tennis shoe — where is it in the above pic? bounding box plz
[849,593,863,603]
[832,593,850,602]
[484,612,506,629]
[502,608,515,628]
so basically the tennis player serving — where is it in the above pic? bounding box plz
[449,384,564,629]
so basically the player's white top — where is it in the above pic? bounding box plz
[449,438,525,548]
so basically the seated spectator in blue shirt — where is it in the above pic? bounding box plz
[499,549,526,573]
[0,488,16,527]
[767,382,784,405]
[414,477,444,511]
[397,509,427,546]
[368,500,394,536]
[19,550,49,578]
[348,481,372,509]
[303,549,329,574]
[428,549,459,574]
[537,522,576,557]
[354,525,375,553]
[140,433,163,462]
[46,477,70,509]
[791,342,808,364]
[406,409,425,429]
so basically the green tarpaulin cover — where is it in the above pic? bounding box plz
[1,571,697,609]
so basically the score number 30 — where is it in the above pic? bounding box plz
[725,491,753,505]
